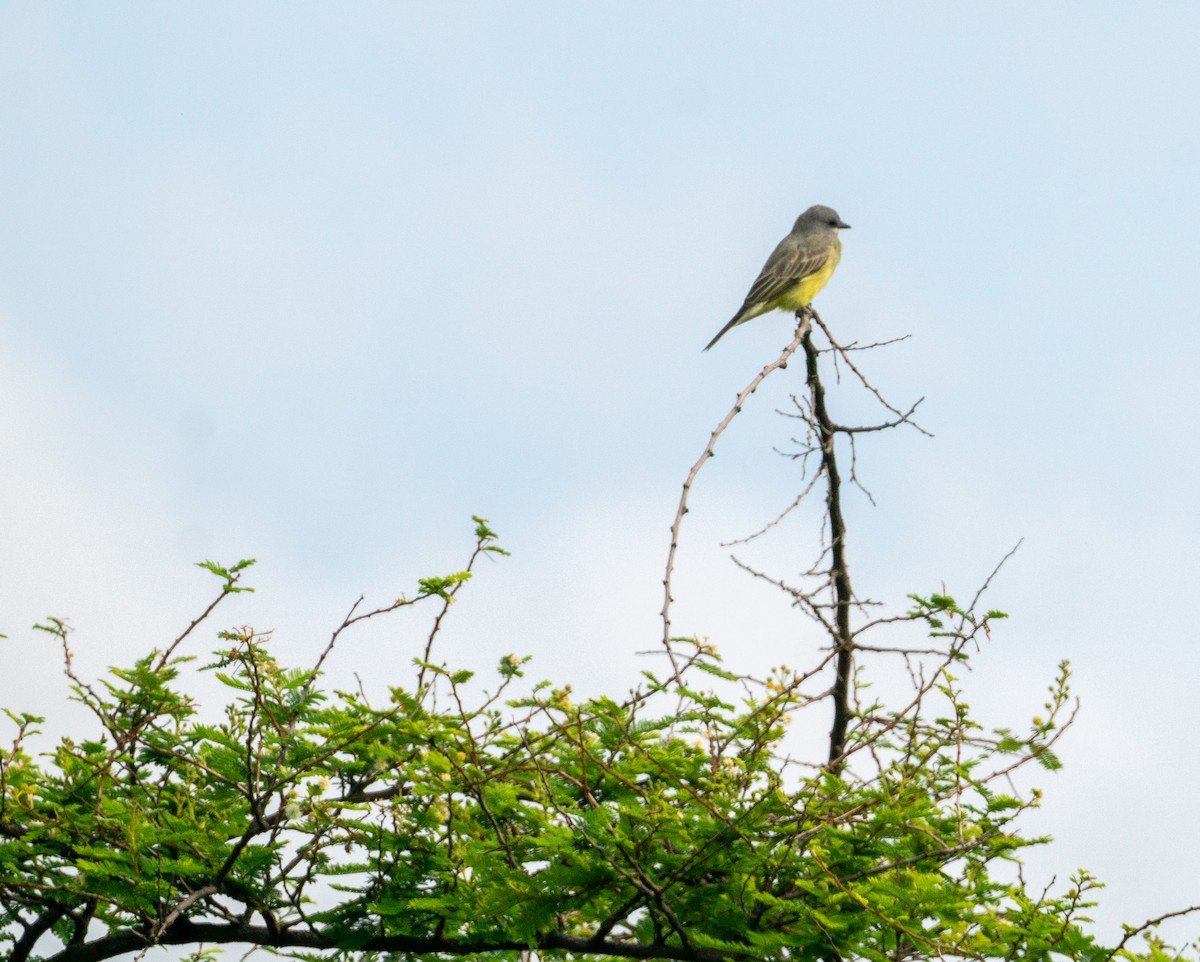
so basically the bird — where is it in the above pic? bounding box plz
[704,205,850,351]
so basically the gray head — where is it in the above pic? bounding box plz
[794,205,850,233]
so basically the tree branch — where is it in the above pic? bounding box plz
[661,312,812,673]
[10,903,68,962]
[40,920,752,962]
[802,321,855,770]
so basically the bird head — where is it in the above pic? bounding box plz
[797,205,850,232]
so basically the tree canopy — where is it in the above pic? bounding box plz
[2,314,1195,962]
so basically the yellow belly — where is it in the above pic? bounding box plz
[775,243,841,311]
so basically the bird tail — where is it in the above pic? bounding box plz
[703,312,744,352]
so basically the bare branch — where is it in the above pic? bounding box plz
[1107,905,1200,960]
[812,314,933,438]
[967,539,1024,615]
[801,321,855,770]
[661,312,813,671]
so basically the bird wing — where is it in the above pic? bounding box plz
[703,231,837,351]
[738,233,834,313]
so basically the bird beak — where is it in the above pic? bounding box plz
[838,221,851,229]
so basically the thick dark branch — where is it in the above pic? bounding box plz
[41,920,749,962]
[803,320,854,770]
[10,903,68,962]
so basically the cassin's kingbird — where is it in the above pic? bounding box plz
[704,204,850,351]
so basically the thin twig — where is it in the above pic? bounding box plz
[968,539,1024,615]
[1107,905,1200,959]
[813,315,932,438]
[721,472,823,547]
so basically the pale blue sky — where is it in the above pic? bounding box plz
[2,2,1199,945]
